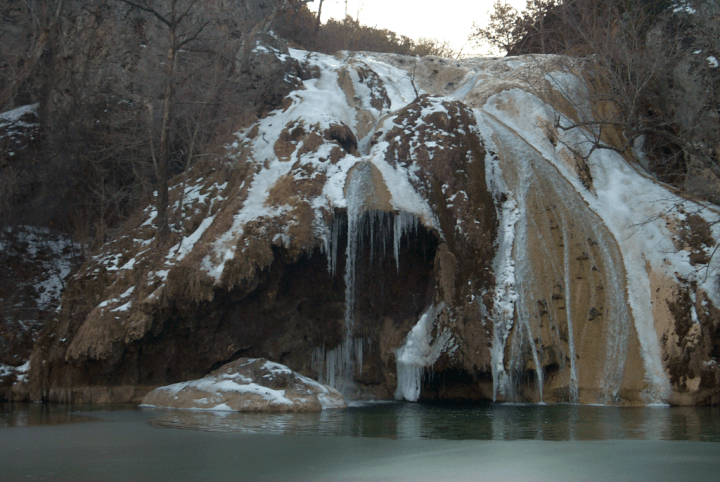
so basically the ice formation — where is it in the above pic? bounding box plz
[394,304,451,401]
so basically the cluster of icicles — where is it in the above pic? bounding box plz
[312,162,427,399]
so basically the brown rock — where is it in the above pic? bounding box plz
[142,358,346,412]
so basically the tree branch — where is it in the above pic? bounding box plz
[116,0,170,26]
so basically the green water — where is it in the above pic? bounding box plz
[2,402,720,481]
[142,401,720,441]
[2,401,720,441]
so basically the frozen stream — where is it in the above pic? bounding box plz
[2,402,720,481]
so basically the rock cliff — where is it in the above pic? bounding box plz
[27,43,720,406]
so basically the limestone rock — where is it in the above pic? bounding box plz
[28,47,720,407]
[142,358,346,412]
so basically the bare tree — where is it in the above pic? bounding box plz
[469,0,522,55]
[116,0,212,242]
[314,0,324,35]
[240,0,313,58]
[413,37,463,59]
[0,0,66,110]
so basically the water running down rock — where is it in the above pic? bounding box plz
[25,43,720,406]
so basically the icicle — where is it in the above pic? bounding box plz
[325,216,344,277]
[331,217,341,276]
[561,219,579,404]
[393,212,418,272]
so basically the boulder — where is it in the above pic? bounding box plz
[141,358,346,412]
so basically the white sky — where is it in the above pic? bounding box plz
[306,0,528,56]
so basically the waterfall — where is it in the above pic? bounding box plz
[320,163,376,397]
[561,218,579,404]
[316,161,423,398]
[484,113,635,405]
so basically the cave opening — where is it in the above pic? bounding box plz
[125,209,441,400]
[419,369,494,401]
[312,209,440,399]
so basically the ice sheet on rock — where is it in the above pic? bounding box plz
[352,52,420,107]
[149,374,294,408]
[144,358,344,411]
[394,303,451,402]
[367,146,437,229]
[480,84,720,402]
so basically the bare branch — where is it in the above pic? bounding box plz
[116,0,170,26]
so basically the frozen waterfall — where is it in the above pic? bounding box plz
[394,303,450,401]
[315,161,422,398]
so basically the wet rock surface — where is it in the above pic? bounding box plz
[142,358,345,412]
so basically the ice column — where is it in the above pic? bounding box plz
[394,303,450,401]
[316,163,377,396]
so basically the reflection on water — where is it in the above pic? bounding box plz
[3,401,718,442]
[143,401,720,442]
[0,402,101,427]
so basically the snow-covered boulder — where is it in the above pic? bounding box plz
[142,358,345,412]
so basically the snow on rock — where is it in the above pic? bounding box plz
[32,43,720,406]
[0,226,78,377]
[141,358,345,412]
[0,104,41,163]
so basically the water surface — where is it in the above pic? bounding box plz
[143,400,720,441]
[2,402,720,481]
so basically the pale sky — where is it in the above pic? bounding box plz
[306,0,528,56]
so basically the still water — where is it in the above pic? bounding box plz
[4,400,718,441]
[2,401,720,481]
[149,401,720,441]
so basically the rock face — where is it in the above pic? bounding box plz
[142,358,345,412]
[27,47,720,406]
[0,225,78,401]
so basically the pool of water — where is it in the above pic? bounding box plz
[2,402,720,481]
[3,401,720,441]
[144,401,720,441]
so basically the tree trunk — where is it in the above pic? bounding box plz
[315,0,324,35]
[156,21,179,242]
